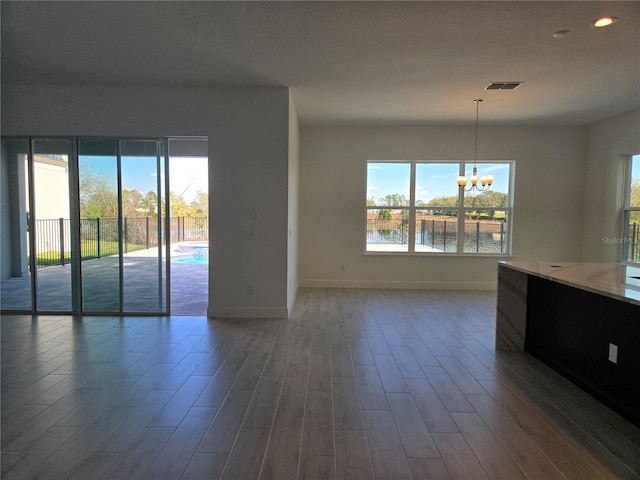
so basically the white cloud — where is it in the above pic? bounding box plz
[482,164,509,173]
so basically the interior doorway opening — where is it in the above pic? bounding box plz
[168,138,209,316]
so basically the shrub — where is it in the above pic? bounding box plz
[493,210,506,221]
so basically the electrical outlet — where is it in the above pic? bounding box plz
[608,343,618,364]
[242,229,257,240]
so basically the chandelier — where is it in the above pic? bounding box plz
[457,99,494,191]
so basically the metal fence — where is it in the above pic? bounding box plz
[367,217,509,253]
[34,218,73,267]
[626,222,640,262]
[32,216,208,268]
[31,218,640,267]
[367,218,410,245]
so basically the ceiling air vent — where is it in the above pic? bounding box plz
[485,82,522,90]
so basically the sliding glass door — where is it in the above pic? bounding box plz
[1,138,78,312]
[2,137,168,315]
[78,139,168,313]
[32,139,76,311]
[121,140,167,313]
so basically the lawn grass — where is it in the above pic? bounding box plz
[33,241,147,266]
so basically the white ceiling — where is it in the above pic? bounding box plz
[2,1,639,126]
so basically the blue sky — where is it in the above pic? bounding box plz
[367,161,511,204]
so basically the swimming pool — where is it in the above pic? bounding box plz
[172,241,209,264]
[177,241,209,255]
[172,255,208,265]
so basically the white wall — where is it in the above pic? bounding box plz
[287,94,300,312]
[582,109,640,262]
[5,81,633,308]
[299,125,587,290]
[1,82,291,317]
[33,160,70,221]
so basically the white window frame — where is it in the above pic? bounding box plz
[623,154,640,264]
[365,160,514,255]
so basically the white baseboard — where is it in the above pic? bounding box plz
[299,279,497,291]
[207,306,289,319]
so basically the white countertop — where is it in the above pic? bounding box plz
[499,261,640,307]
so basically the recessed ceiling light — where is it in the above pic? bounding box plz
[553,30,571,38]
[592,16,618,27]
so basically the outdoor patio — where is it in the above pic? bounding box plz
[0,247,208,315]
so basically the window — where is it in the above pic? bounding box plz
[623,154,640,263]
[366,161,513,254]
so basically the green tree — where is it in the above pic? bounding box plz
[79,172,118,218]
[140,191,158,216]
[463,190,507,208]
[378,209,392,220]
[122,188,144,217]
[427,195,457,208]
[378,193,409,206]
[631,179,640,206]
[630,179,640,224]
[374,194,409,221]
[190,191,209,216]
[168,192,191,217]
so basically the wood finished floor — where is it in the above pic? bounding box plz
[2,288,639,480]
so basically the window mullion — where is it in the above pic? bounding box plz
[623,155,640,263]
[409,162,416,253]
[457,161,465,253]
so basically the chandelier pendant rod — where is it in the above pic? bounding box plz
[473,98,481,172]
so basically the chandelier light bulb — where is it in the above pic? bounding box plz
[593,17,617,27]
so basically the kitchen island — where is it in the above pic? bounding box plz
[496,261,640,426]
